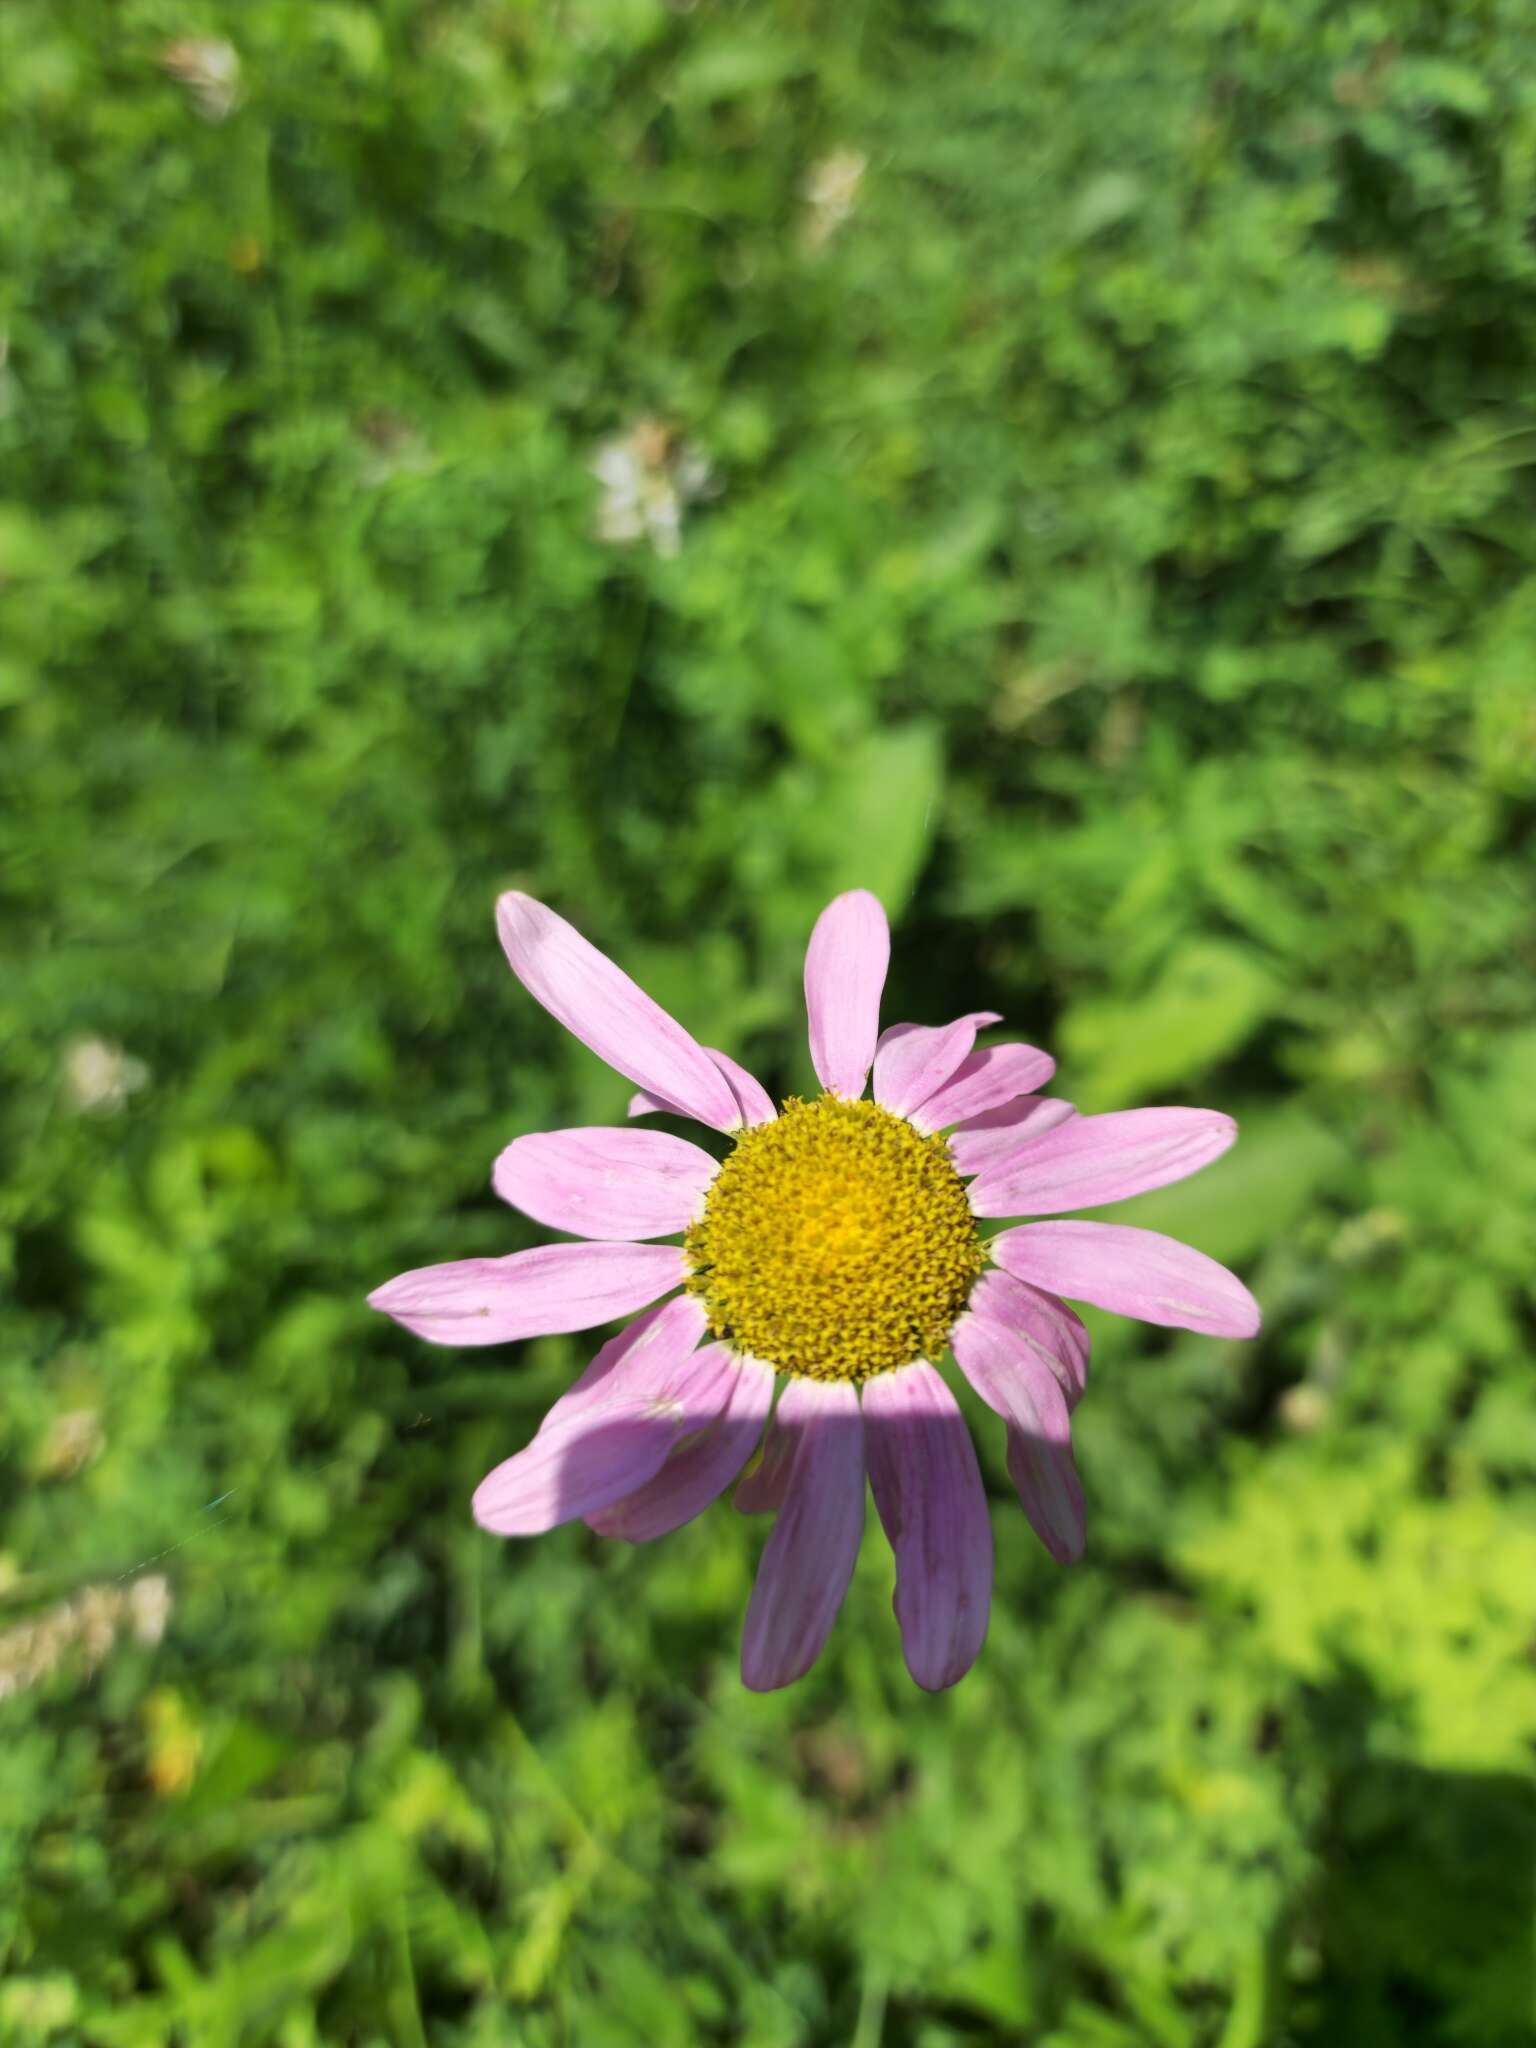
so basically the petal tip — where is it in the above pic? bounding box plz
[471,1472,512,1533]
[493,889,537,944]
[831,885,886,915]
[1231,1297,1263,1340]
[909,1664,966,1694]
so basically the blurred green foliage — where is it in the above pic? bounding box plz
[3,0,1535,2041]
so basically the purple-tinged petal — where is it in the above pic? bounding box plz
[587,1353,776,1542]
[473,1295,715,1535]
[803,890,890,1099]
[908,1042,1056,1134]
[991,1222,1261,1338]
[951,1308,1085,1563]
[741,1377,865,1691]
[863,1361,992,1691]
[1005,1424,1087,1566]
[968,1108,1238,1219]
[965,1269,1090,1409]
[734,1394,797,1513]
[492,1127,718,1240]
[946,1097,1078,1178]
[496,892,741,1133]
[626,1048,776,1126]
[472,1405,684,1535]
[872,1012,1002,1119]
[368,1242,685,1348]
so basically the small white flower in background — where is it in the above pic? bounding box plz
[62,1036,149,1114]
[801,148,867,250]
[158,36,241,121]
[590,417,716,559]
[36,1409,106,1482]
[128,1575,173,1649]
[0,1575,172,1702]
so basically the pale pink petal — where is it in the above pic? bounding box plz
[872,1011,1001,1119]
[626,1048,776,1126]
[540,1300,677,1424]
[863,1361,992,1691]
[533,1293,705,1424]
[990,1222,1261,1337]
[492,1127,718,1240]
[803,890,890,1098]
[968,1107,1238,1218]
[908,1042,1056,1133]
[586,1353,776,1541]
[734,1393,798,1513]
[473,1295,713,1534]
[707,1049,777,1127]
[966,1268,1090,1409]
[946,1097,1078,1178]
[741,1377,865,1691]
[496,892,740,1132]
[951,1308,1085,1563]
[368,1241,685,1347]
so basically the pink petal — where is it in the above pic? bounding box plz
[1005,1424,1087,1566]
[586,1352,776,1542]
[863,1361,992,1690]
[734,1392,798,1513]
[707,1050,777,1127]
[951,1308,1086,1563]
[496,892,740,1132]
[990,1222,1261,1337]
[741,1377,866,1691]
[968,1107,1238,1218]
[946,1096,1078,1178]
[627,1048,777,1127]
[472,1297,714,1535]
[965,1268,1090,1409]
[803,890,890,1099]
[540,1299,678,1424]
[492,1127,718,1240]
[872,1011,1002,1119]
[908,1042,1057,1134]
[368,1241,685,1347]
[472,1405,683,1536]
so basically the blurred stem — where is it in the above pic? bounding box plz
[850,1958,890,2048]
[390,1892,429,2048]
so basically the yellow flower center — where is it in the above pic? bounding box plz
[684,1095,987,1382]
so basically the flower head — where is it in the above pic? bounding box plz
[61,1036,149,1114]
[0,1575,171,1703]
[801,148,868,249]
[369,891,1259,1691]
[589,417,715,558]
[158,37,241,122]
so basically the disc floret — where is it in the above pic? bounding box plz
[684,1094,987,1382]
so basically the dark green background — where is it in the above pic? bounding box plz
[3,1,1534,2042]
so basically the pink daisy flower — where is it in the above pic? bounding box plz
[369,890,1259,1692]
